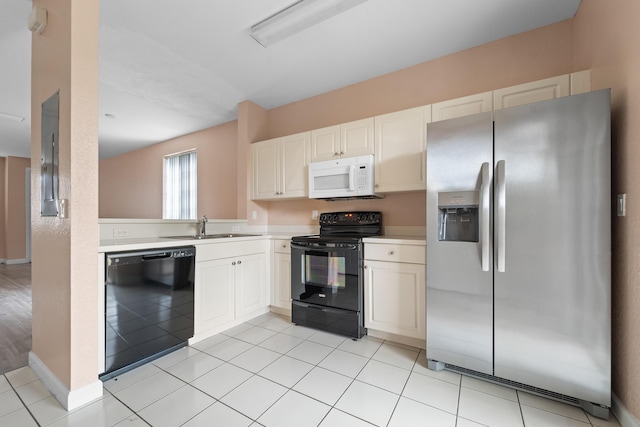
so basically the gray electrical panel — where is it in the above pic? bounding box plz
[41,91,59,217]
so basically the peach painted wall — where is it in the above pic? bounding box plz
[574,0,640,420]
[31,0,99,393]
[99,120,238,219]
[257,20,574,227]
[4,156,30,261]
[0,158,5,259]
[238,101,270,224]
[267,20,574,138]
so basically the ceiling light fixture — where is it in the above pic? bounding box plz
[0,112,25,122]
[250,0,368,47]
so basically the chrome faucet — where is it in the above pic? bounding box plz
[199,214,208,237]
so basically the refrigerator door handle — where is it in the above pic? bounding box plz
[496,160,506,272]
[480,162,490,271]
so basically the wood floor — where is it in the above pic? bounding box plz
[0,263,32,374]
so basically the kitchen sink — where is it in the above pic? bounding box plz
[164,233,261,240]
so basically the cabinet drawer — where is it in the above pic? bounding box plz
[365,243,425,264]
[196,239,267,261]
[273,239,291,254]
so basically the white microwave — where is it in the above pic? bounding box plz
[308,154,382,200]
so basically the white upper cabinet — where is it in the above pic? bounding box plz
[252,71,590,199]
[374,105,431,193]
[570,70,591,95]
[431,91,493,122]
[251,138,279,200]
[280,132,310,197]
[494,75,570,111]
[251,132,310,200]
[310,118,374,162]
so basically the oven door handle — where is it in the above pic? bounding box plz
[291,242,359,251]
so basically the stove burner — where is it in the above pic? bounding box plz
[318,211,382,238]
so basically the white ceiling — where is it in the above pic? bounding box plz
[0,0,581,160]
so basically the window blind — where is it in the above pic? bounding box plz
[163,150,197,219]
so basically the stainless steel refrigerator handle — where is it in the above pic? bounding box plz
[496,160,506,272]
[480,162,490,272]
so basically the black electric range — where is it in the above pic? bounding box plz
[290,211,382,339]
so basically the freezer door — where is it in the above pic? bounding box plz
[493,90,611,406]
[426,112,494,374]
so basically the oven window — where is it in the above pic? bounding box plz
[305,254,346,288]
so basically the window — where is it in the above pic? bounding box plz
[163,150,197,219]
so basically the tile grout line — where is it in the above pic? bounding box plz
[383,352,419,427]
[2,372,43,427]
[9,313,612,427]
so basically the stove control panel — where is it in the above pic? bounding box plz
[319,211,382,226]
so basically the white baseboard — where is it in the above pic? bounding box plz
[29,351,103,411]
[5,258,29,265]
[190,306,271,345]
[269,306,291,317]
[613,393,640,427]
[367,329,426,350]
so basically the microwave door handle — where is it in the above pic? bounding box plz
[349,165,356,191]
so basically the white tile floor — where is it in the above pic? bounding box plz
[0,312,623,427]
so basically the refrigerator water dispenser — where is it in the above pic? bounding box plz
[438,191,479,242]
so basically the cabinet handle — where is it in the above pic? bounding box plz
[282,244,287,248]
[340,151,344,155]
[334,152,339,156]
[232,261,236,266]
[364,265,367,269]
[389,251,395,255]
[237,260,242,265]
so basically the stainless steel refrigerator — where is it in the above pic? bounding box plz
[425,89,611,418]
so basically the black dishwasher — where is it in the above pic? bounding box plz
[101,246,195,380]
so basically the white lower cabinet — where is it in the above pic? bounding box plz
[196,258,236,333]
[194,240,268,337]
[271,239,291,311]
[235,253,267,318]
[364,243,425,339]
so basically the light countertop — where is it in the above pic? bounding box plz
[363,235,426,245]
[100,233,425,252]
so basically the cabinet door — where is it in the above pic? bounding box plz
[493,74,570,111]
[341,118,375,157]
[364,260,425,339]
[251,138,280,200]
[311,125,341,162]
[273,252,291,309]
[570,70,591,95]
[195,258,235,334]
[374,105,431,192]
[236,253,267,318]
[280,132,310,198]
[432,92,493,122]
